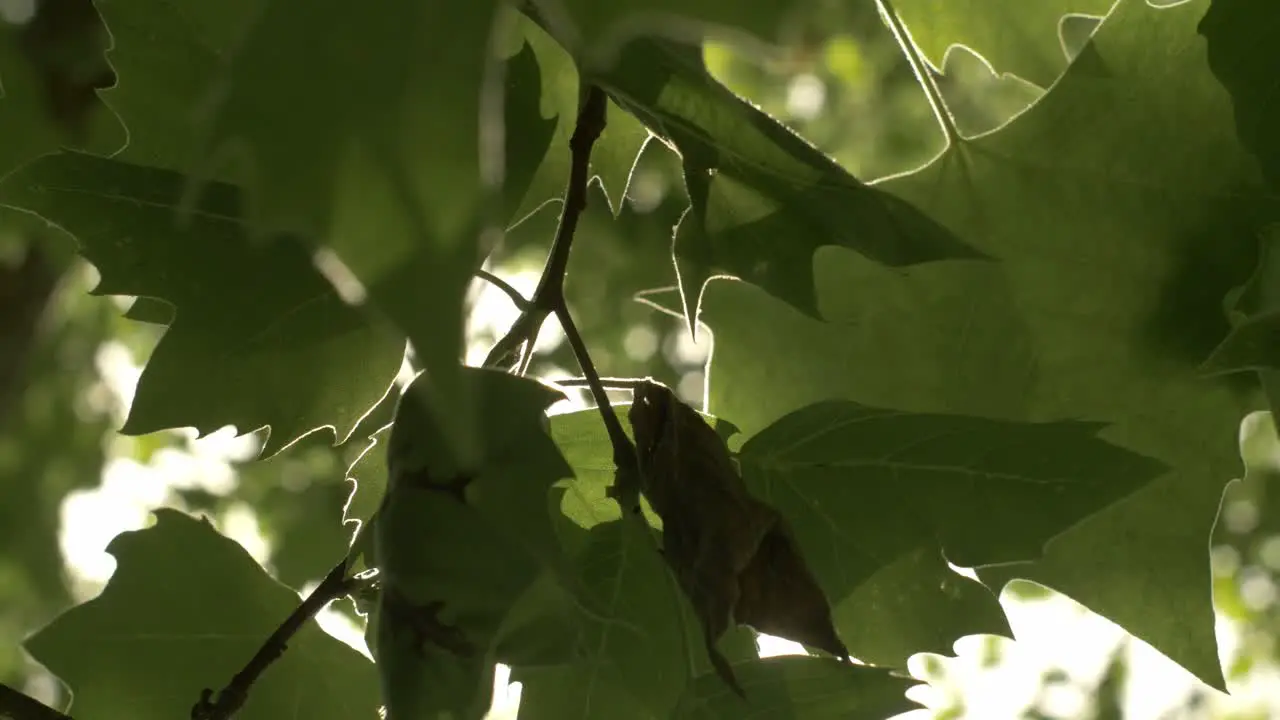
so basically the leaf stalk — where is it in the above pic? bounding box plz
[876,0,962,147]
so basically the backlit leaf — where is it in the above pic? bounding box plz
[25,510,379,720]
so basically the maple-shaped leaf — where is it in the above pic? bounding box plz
[690,0,1267,689]
[570,34,983,332]
[198,0,555,465]
[24,509,379,720]
[512,508,760,720]
[739,401,1164,568]
[373,369,582,718]
[1199,0,1280,188]
[672,656,920,720]
[513,519,697,720]
[550,399,1011,668]
[893,0,1115,89]
[726,399,1162,665]
[0,152,403,455]
[0,0,124,179]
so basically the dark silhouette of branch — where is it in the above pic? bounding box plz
[0,681,74,720]
[479,83,641,512]
[190,560,367,720]
[482,85,605,375]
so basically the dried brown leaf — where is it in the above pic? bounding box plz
[628,380,847,695]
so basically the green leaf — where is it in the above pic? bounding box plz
[1201,310,1280,376]
[893,0,1115,89]
[585,37,983,328]
[672,656,919,720]
[740,400,1164,567]
[511,17,651,221]
[513,520,692,720]
[91,0,256,169]
[0,0,125,179]
[1199,0,1280,188]
[24,509,379,720]
[0,152,403,455]
[200,0,553,465]
[343,424,390,570]
[831,545,1010,668]
[735,400,1159,665]
[528,0,810,62]
[374,369,578,719]
[1209,226,1280,416]
[686,0,1267,689]
[548,409,635,528]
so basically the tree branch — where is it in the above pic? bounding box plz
[190,559,366,720]
[482,84,607,374]
[474,268,530,310]
[548,376,647,391]
[482,83,642,511]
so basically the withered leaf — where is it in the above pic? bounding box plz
[735,523,849,660]
[628,380,847,696]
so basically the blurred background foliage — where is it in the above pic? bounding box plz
[1,2,1278,718]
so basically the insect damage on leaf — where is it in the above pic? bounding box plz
[628,380,848,695]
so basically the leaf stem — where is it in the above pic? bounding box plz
[876,0,962,147]
[482,85,607,373]
[474,268,531,310]
[190,559,365,720]
[554,302,639,504]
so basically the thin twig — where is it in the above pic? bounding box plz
[482,84,608,373]
[475,269,531,310]
[555,299,640,502]
[548,376,648,391]
[191,559,365,720]
[0,682,73,720]
[876,0,961,147]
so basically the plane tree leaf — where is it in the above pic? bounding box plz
[689,0,1268,689]
[0,152,403,455]
[198,0,553,465]
[733,399,1161,664]
[547,397,1016,669]
[88,0,256,170]
[373,368,581,719]
[0,0,124,179]
[576,34,984,329]
[24,509,380,720]
[739,400,1165,569]
[513,519,692,720]
[892,0,1115,89]
[672,656,919,720]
